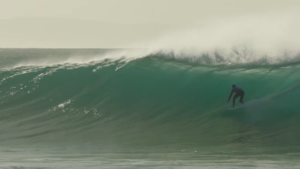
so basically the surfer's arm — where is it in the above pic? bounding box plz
[227,91,233,103]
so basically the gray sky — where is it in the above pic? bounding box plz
[0,0,299,48]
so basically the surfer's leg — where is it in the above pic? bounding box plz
[239,92,244,103]
[233,93,239,107]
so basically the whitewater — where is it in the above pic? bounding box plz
[1,14,300,169]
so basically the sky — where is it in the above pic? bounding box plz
[0,0,299,48]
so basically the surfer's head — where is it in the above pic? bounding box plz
[232,84,236,88]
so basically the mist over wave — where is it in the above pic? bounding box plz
[1,13,300,70]
[136,12,300,65]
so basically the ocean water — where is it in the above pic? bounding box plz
[0,48,300,169]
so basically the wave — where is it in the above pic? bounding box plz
[0,49,300,151]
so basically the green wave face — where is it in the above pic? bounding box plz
[0,49,300,156]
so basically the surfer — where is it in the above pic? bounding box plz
[227,85,244,108]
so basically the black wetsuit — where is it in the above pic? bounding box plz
[229,87,244,105]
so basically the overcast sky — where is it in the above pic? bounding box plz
[0,0,299,48]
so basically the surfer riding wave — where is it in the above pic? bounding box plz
[227,85,244,108]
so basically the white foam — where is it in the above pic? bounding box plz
[58,100,71,109]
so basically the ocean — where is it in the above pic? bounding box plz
[0,48,300,168]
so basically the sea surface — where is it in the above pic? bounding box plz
[0,48,300,169]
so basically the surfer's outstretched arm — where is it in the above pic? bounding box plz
[227,92,233,103]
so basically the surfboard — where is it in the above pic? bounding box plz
[226,106,243,110]
[226,102,248,110]
[226,98,266,111]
